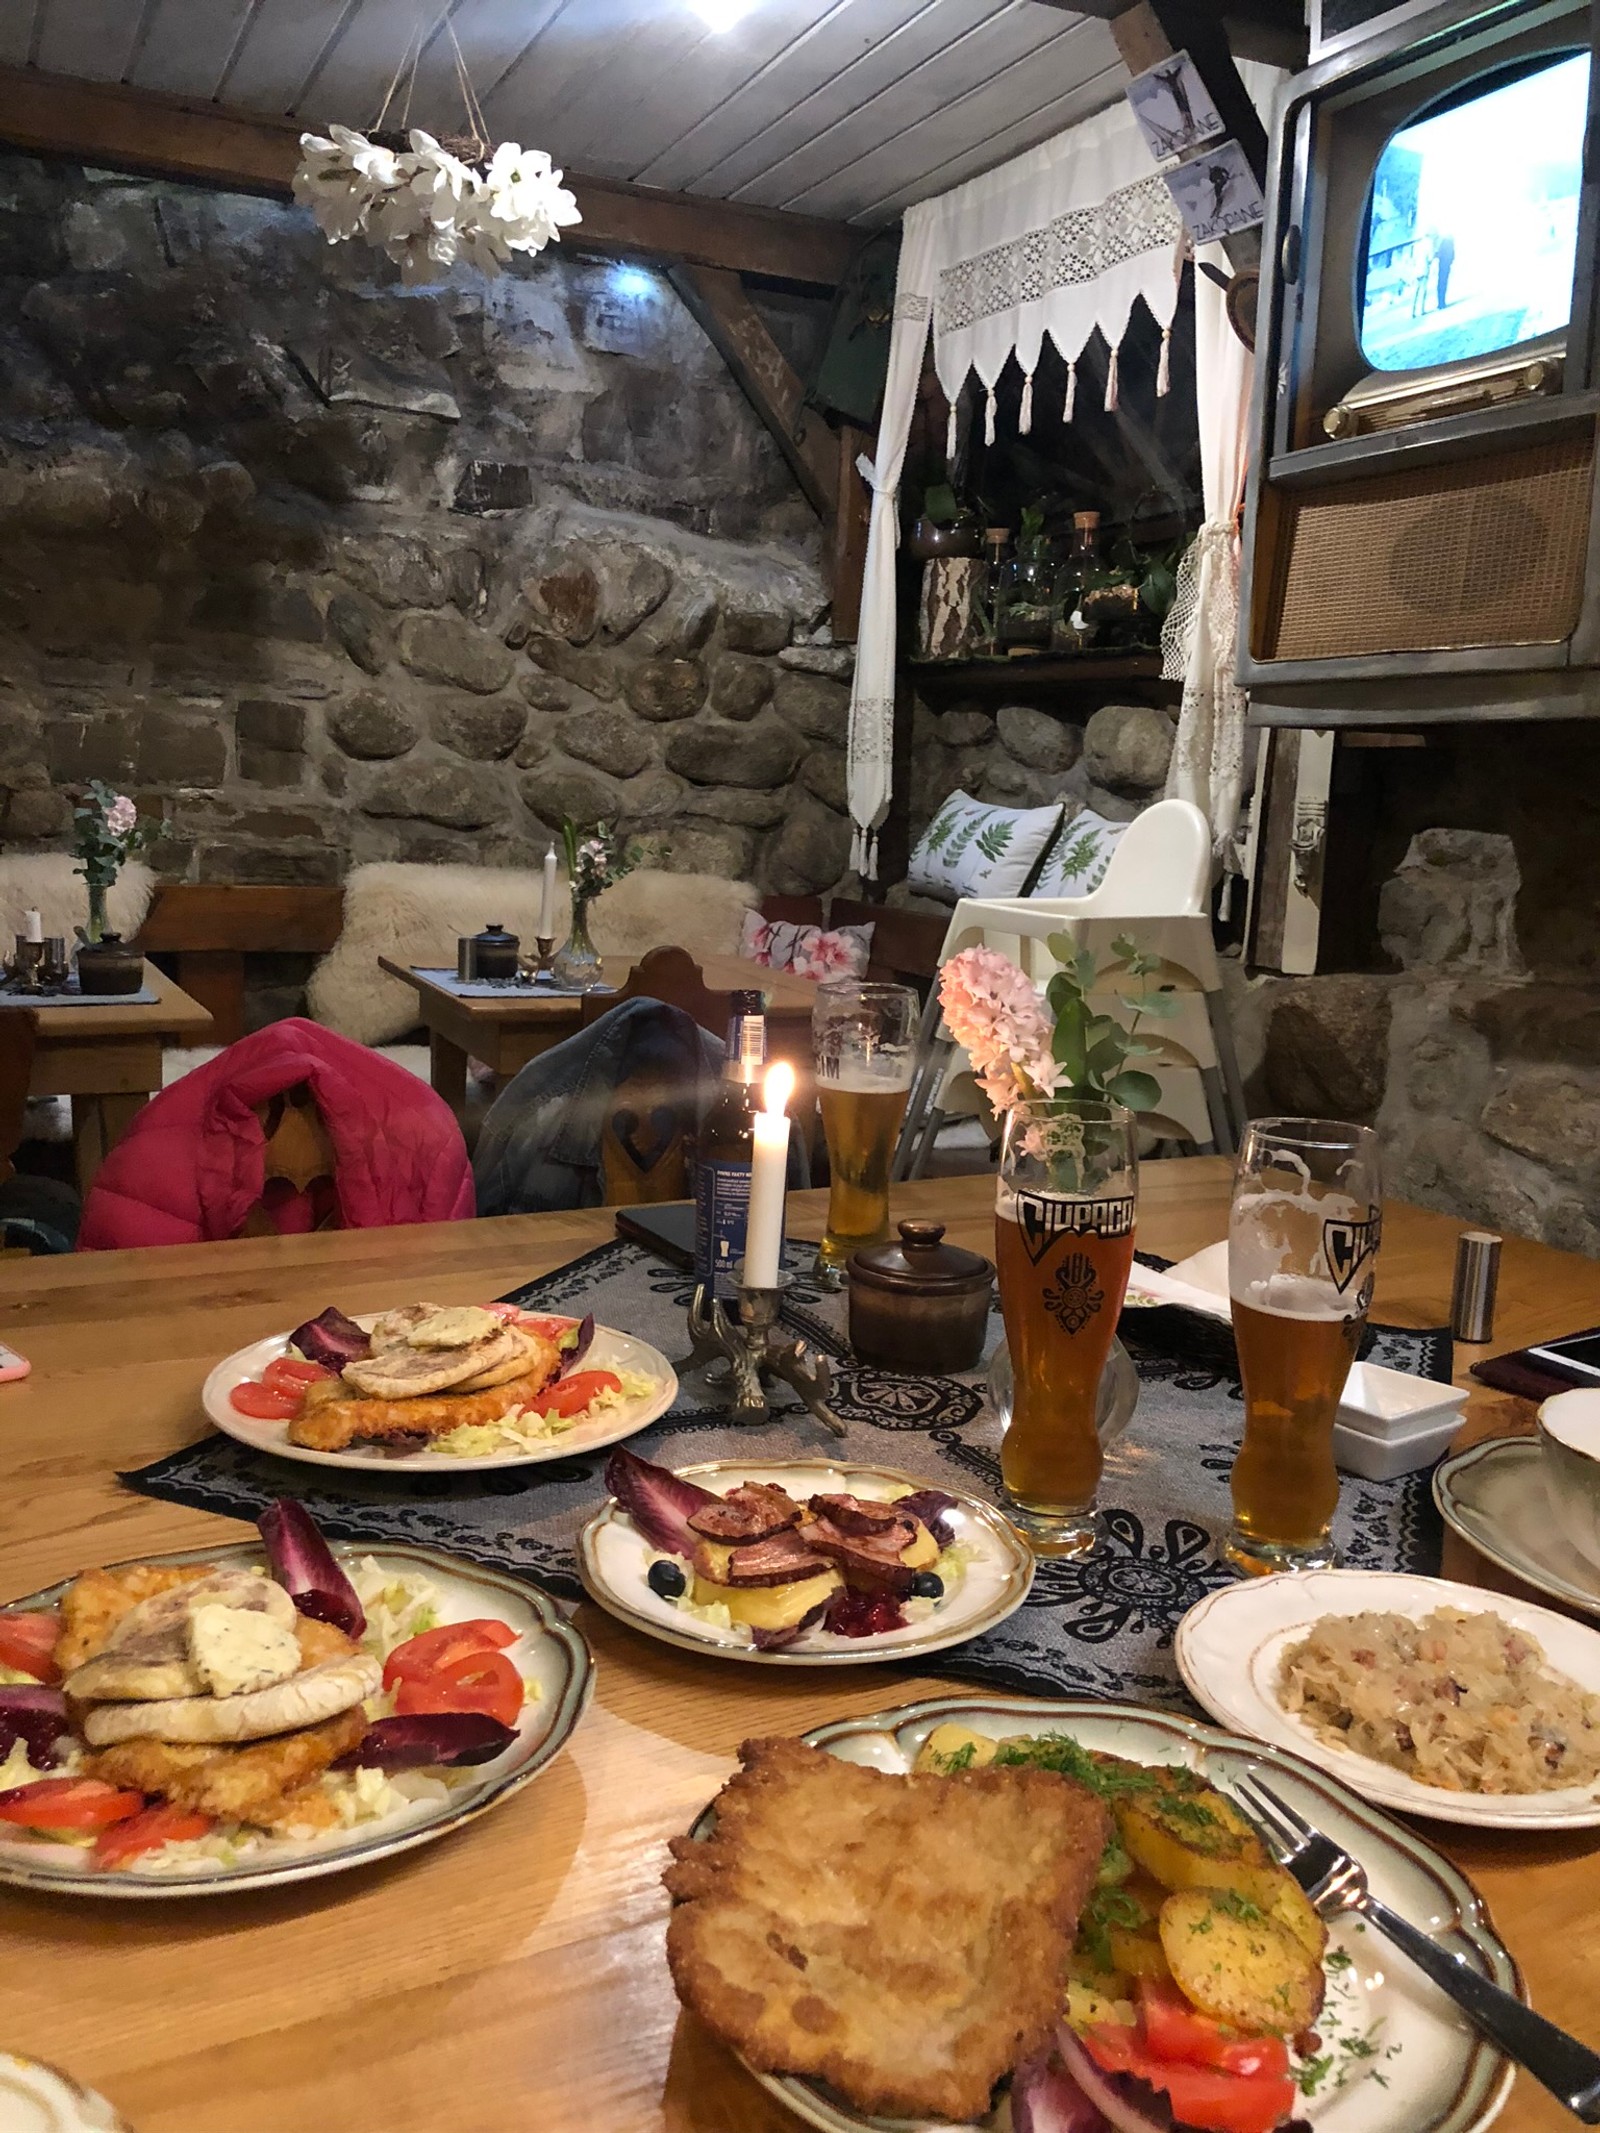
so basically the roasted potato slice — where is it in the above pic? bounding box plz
[1227,1862,1328,1962]
[1109,1924,1172,1982]
[1113,1773,1269,1892]
[914,1722,998,1772]
[1158,1888,1324,2036]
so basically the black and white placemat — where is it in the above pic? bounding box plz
[122,1240,1450,1709]
[413,967,612,1001]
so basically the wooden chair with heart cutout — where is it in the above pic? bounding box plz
[580,951,732,1205]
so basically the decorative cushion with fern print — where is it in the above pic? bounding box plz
[1028,807,1128,900]
[906,791,1065,903]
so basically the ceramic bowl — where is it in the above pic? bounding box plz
[1539,1387,1600,1571]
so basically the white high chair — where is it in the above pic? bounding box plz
[894,799,1247,1177]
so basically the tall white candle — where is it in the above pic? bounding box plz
[23,908,42,944]
[743,1061,793,1290]
[539,846,558,938]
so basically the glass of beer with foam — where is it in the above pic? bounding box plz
[1226,1117,1382,1576]
[813,980,918,1278]
[995,1095,1138,1556]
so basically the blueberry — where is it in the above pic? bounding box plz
[647,1558,687,1601]
[910,1571,944,1601]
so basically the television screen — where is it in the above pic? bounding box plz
[1360,49,1590,372]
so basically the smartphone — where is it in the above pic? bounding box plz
[1524,1330,1600,1382]
[0,1344,31,1384]
[614,1200,696,1272]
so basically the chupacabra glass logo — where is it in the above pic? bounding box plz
[1014,1192,1135,1266]
[1322,1212,1381,1293]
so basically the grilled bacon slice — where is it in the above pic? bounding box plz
[804,1515,919,1596]
[807,1492,903,1537]
[687,1483,801,1544]
[718,1531,834,1588]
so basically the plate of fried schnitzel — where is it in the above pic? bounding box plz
[204,1301,676,1472]
[0,1538,592,1897]
[666,1698,1516,2133]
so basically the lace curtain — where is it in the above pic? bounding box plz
[846,100,1190,880]
[1162,61,1286,876]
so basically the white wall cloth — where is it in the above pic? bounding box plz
[846,98,1189,878]
[1162,61,1287,872]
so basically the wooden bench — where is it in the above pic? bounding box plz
[136,885,344,1047]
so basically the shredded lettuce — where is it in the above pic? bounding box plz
[348,1558,442,1659]
[0,1738,46,1790]
[432,1367,660,1459]
[0,1663,43,1688]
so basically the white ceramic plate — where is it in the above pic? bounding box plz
[0,1542,592,1898]
[204,1319,677,1472]
[1176,1568,1600,1829]
[578,1459,1033,1665]
[0,2053,130,2133]
[687,1695,1516,2133]
[1434,1436,1600,1621]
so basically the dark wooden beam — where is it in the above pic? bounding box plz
[0,64,853,287]
[666,263,840,519]
[830,425,872,641]
[1030,0,1307,68]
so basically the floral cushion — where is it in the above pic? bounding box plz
[1028,808,1128,900]
[739,911,875,981]
[906,792,1064,903]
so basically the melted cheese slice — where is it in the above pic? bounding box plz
[689,1569,841,1630]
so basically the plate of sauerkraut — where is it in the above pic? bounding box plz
[1176,1569,1600,1828]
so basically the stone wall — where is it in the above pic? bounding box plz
[1232,725,1600,1254]
[0,151,862,896]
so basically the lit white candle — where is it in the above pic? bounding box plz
[23,908,43,944]
[539,846,558,938]
[743,1061,794,1290]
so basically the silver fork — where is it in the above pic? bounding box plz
[1230,1770,1600,2124]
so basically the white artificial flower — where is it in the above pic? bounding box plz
[328,123,403,189]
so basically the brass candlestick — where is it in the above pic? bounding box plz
[3,936,45,993]
[519,935,559,985]
[684,1272,846,1437]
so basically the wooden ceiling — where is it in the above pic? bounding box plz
[0,0,1141,227]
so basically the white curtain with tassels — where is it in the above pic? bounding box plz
[846,102,1187,880]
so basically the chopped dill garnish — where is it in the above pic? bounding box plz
[931,1741,978,1772]
[1296,2052,1335,2097]
[1325,1947,1354,1973]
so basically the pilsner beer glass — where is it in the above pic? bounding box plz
[995,1095,1138,1556]
[812,980,918,1276]
[1226,1117,1382,1576]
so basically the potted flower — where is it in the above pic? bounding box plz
[71,781,152,995]
[553,817,644,989]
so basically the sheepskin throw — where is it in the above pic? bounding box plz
[307,862,759,1046]
[0,854,155,946]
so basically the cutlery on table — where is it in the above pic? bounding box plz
[1230,1770,1600,2125]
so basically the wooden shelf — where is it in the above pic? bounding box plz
[907,651,1176,699]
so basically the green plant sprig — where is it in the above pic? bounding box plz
[1042,930,1175,1115]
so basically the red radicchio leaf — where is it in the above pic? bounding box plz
[257,1499,366,1639]
[0,1686,72,1769]
[560,1313,595,1374]
[334,1713,516,1770]
[288,1306,371,1370]
[604,1448,720,1555]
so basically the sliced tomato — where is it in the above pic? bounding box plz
[393,1648,523,1729]
[526,1369,621,1419]
[382,1619,517,1690]
[485,1306,579,1340]
[0,1779,144,1831]
[1139,1980,1291,2080]
[93,1804,213,1870]
[263,1356,334,1391]
[0,1612,61,1684]
[229,1379,301,1422]
[1081,2024,1293,2133]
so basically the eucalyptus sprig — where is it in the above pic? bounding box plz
[1043,930,1177,1115]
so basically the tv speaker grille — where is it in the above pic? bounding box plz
[1261,432,1593,661]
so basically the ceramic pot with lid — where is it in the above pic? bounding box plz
[74,934,144,996]
[472,922,520,982]
[847,1219,994,1374]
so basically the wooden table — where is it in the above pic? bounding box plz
[378,953,821,1113]
[2,1163,1597,2133]
[24,962,213,1189]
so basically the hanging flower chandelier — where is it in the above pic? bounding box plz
[292,25,580,285]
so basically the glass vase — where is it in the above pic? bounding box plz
[552,897,603,990]
[85,881,108,945]
[996,543,1055,650]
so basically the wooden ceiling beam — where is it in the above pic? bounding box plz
[0,64,855,287]
[1030,0,1307,69]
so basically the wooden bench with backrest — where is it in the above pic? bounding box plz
[136,885,345,1047]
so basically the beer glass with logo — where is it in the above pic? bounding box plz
[995,1095,1138,1555]
[1226,1117,1382,1576]
[813,980,918,1277]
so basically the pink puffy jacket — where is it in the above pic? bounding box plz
[79,1019,475,1250]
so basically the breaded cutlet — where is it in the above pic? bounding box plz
[664,1735,1110,2123]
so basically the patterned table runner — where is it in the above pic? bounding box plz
[124,1240,1449,1709]
[6,986,159,1008]
[412,967,613,1001]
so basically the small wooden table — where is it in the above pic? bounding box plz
[24,962,213,1189]
[2,1168,1598,2130]
[379,952,821,1112]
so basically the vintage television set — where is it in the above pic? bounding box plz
[1240,0,1600,724]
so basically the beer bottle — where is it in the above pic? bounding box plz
[694,990,768,1300]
